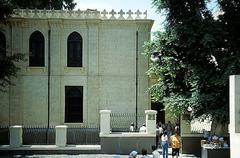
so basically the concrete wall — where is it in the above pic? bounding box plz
[0,9,153,128]
[100,133,155,154]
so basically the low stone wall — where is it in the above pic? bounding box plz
[181,134,203,157]
[182,134,230,157]
[100,132,155,154]
[201,147,230,158]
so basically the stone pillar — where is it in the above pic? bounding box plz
[86,20,100,126]
[100,110,111,135]
[10,125,22,147]
[145,110,157,134]
[55,125,67,147]
[180,113,191,136]
[229,75,240,158]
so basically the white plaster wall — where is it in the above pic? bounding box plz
[0,16,153,127]
[99,22,150,114]
[229,75,240,158]
[22,76,48,125]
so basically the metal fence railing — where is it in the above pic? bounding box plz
[67,127,99,145]
[110,113,145,132]
[0,126,8,145]
[0,126,100,145]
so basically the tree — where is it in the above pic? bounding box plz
[0,0,25,91]
[0,0,14,22]
[144,0,240,125]
[12,0,76,10]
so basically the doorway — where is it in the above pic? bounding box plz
[151,102,165,124]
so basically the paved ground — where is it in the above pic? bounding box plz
[0,145,199,158]
[0,154,199,158]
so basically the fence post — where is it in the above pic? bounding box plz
[100,110,111,135]
[55,125,67,147]
[145,110,157,134]
[10,125,23,147]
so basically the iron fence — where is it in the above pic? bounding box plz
[110,113,145,132]
[0,126,8,145]
[67,127,99,145]
[0,126,100,145]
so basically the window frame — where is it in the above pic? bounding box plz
[67,32,83,67]
[29,31,45,67]
[0,31,6,56]
[65,86,83,123]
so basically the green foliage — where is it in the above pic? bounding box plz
[12,0,76,10]
[0,0,14,22]
[145,0,240,123]
[0,0,26,91]
[0,53,25,91]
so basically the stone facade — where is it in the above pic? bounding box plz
[0,9,153,128]
[229,75,240,158]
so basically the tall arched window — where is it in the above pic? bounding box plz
[0,31,6,56]
[65,86,83,123]
[29,31,44,66]
[67,32,82,67]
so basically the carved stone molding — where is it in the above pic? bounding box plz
[12,9,148,20]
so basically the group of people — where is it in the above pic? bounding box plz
[129,146,160,158]
[129,121,181,158]
[157,121,181,158]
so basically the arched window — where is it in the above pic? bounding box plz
[65,86,83,123]
[0,31,6,56]
[67,32,82,67]
[29,31,44,66]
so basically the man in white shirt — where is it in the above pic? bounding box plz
[130,122,135,132]
[139,123,146,132]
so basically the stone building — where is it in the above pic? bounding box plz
[0,9,153,128]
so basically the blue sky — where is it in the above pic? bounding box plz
[74,0,164,32]
[74,0,219,33]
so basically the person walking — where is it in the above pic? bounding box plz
[158,123,164,148]
[161,130,168,158]
[170,131,181,158]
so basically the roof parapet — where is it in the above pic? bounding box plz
[12,8,148,20]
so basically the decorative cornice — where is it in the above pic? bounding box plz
[12,9,148,20]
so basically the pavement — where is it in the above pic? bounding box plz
[0,154,199,158]
[0,145,199,158]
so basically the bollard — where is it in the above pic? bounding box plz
[100,110,111,135]
[10,125,23,147]
[55,125,67,147]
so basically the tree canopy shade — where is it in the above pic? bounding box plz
[145,0,240,123]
